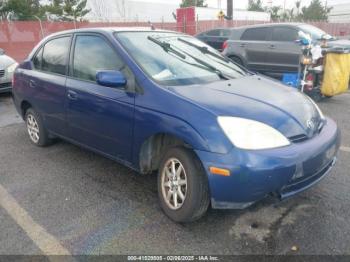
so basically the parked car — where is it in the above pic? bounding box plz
[0,48,17,93]
[195,28,232,51]
[12,28,340,222]
[199,23,350,78]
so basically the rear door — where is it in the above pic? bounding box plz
[66,33,135,162]
[238,27,272,72]
[266,26,301,73]
[26,35,71,136]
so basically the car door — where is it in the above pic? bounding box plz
[266,26,301,73]
[66,33,135,162]
[25,35,71,136]
[238,27,272,72]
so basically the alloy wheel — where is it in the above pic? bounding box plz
[26,114,40,144]
[161,158,188,210]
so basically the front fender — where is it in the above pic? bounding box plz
[132,106,211,167]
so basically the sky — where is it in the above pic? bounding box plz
[136,0,350,9]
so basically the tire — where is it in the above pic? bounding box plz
[25,108,51,147]
[158,147,210,223]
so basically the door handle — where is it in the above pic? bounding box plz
[240,43,246,48]
[29,80,36,88]
[67,90,78,100]
[269,45,276,49]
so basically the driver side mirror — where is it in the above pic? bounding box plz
[96,70,127,88]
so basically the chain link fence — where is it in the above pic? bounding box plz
[1,20,350,62]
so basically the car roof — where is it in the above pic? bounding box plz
[45,27,178,38]
[229,22,307,30]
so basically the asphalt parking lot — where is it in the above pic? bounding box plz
[0,92,349,256]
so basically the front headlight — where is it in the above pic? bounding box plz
[6,63,18,74]
[307,96,325,120]
[218,117,290,150]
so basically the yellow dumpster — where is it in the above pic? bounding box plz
[321,51,350,96]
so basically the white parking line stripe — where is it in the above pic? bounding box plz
[340,146,350,153]
[0,184,71,255]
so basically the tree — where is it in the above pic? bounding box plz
[62,0,90,21]
[268,6,282,21]
[247,0,264,12]
[44,0,90,21]
[180,0,207,8]
[300,0,332,21]
[1,0,42,20]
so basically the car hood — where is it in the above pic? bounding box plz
[0,55,16,70]
[327,39,350,48]
[169,75,322,139]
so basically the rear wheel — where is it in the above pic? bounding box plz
[25,108,51,147]
[158,147,210,223]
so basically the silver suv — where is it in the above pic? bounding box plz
[0,49,17,93]
[221,23,350,78]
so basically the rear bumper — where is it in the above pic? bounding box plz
[195,117,341,209]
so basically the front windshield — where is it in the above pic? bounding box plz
[116,31,247,86]
[298,24,332,41]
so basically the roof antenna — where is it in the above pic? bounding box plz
[148,20,156,30]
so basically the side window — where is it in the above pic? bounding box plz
[272,27,298,42]
[241,28,269,41]
[221,29,231,37]
[72,35,124,82]
[207,29,221,36]
[42,37,71,75]
[33,47,43,70]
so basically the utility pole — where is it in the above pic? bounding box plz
[227,0,233,20]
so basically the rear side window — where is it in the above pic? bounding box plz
[272,27,298,42]
[221,29,231,37]
[241,27,269,41]
[72,35,124,82]
[206,29,221,36]
[41,37,71,75]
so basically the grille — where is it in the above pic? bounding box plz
[0,70,4,78]
[289,134,308,143]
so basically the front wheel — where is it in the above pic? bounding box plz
[158,147,210,223]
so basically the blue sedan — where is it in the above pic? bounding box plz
[12,28,340,222]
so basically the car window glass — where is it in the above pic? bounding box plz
[272,27,298,42]
[73,35,124,82]
[42,37,70,75]
[241,28,269,41]
[207,29,221,36]
[33,47,43,70]
[221,29,231,37]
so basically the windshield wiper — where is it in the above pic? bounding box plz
[178,37,230,63]
[178,37,246,76]
[148,36,186,59]
[175,47,230,80]
[148,36,229,80]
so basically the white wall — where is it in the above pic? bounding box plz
[86,0,179,22]
[329,3,350,23]
[195,7,271,21]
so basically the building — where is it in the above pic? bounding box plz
[86,0,180,22]
[86,0,269,23]
[329,3,350,23]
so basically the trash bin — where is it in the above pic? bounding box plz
[321,48,350,96]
